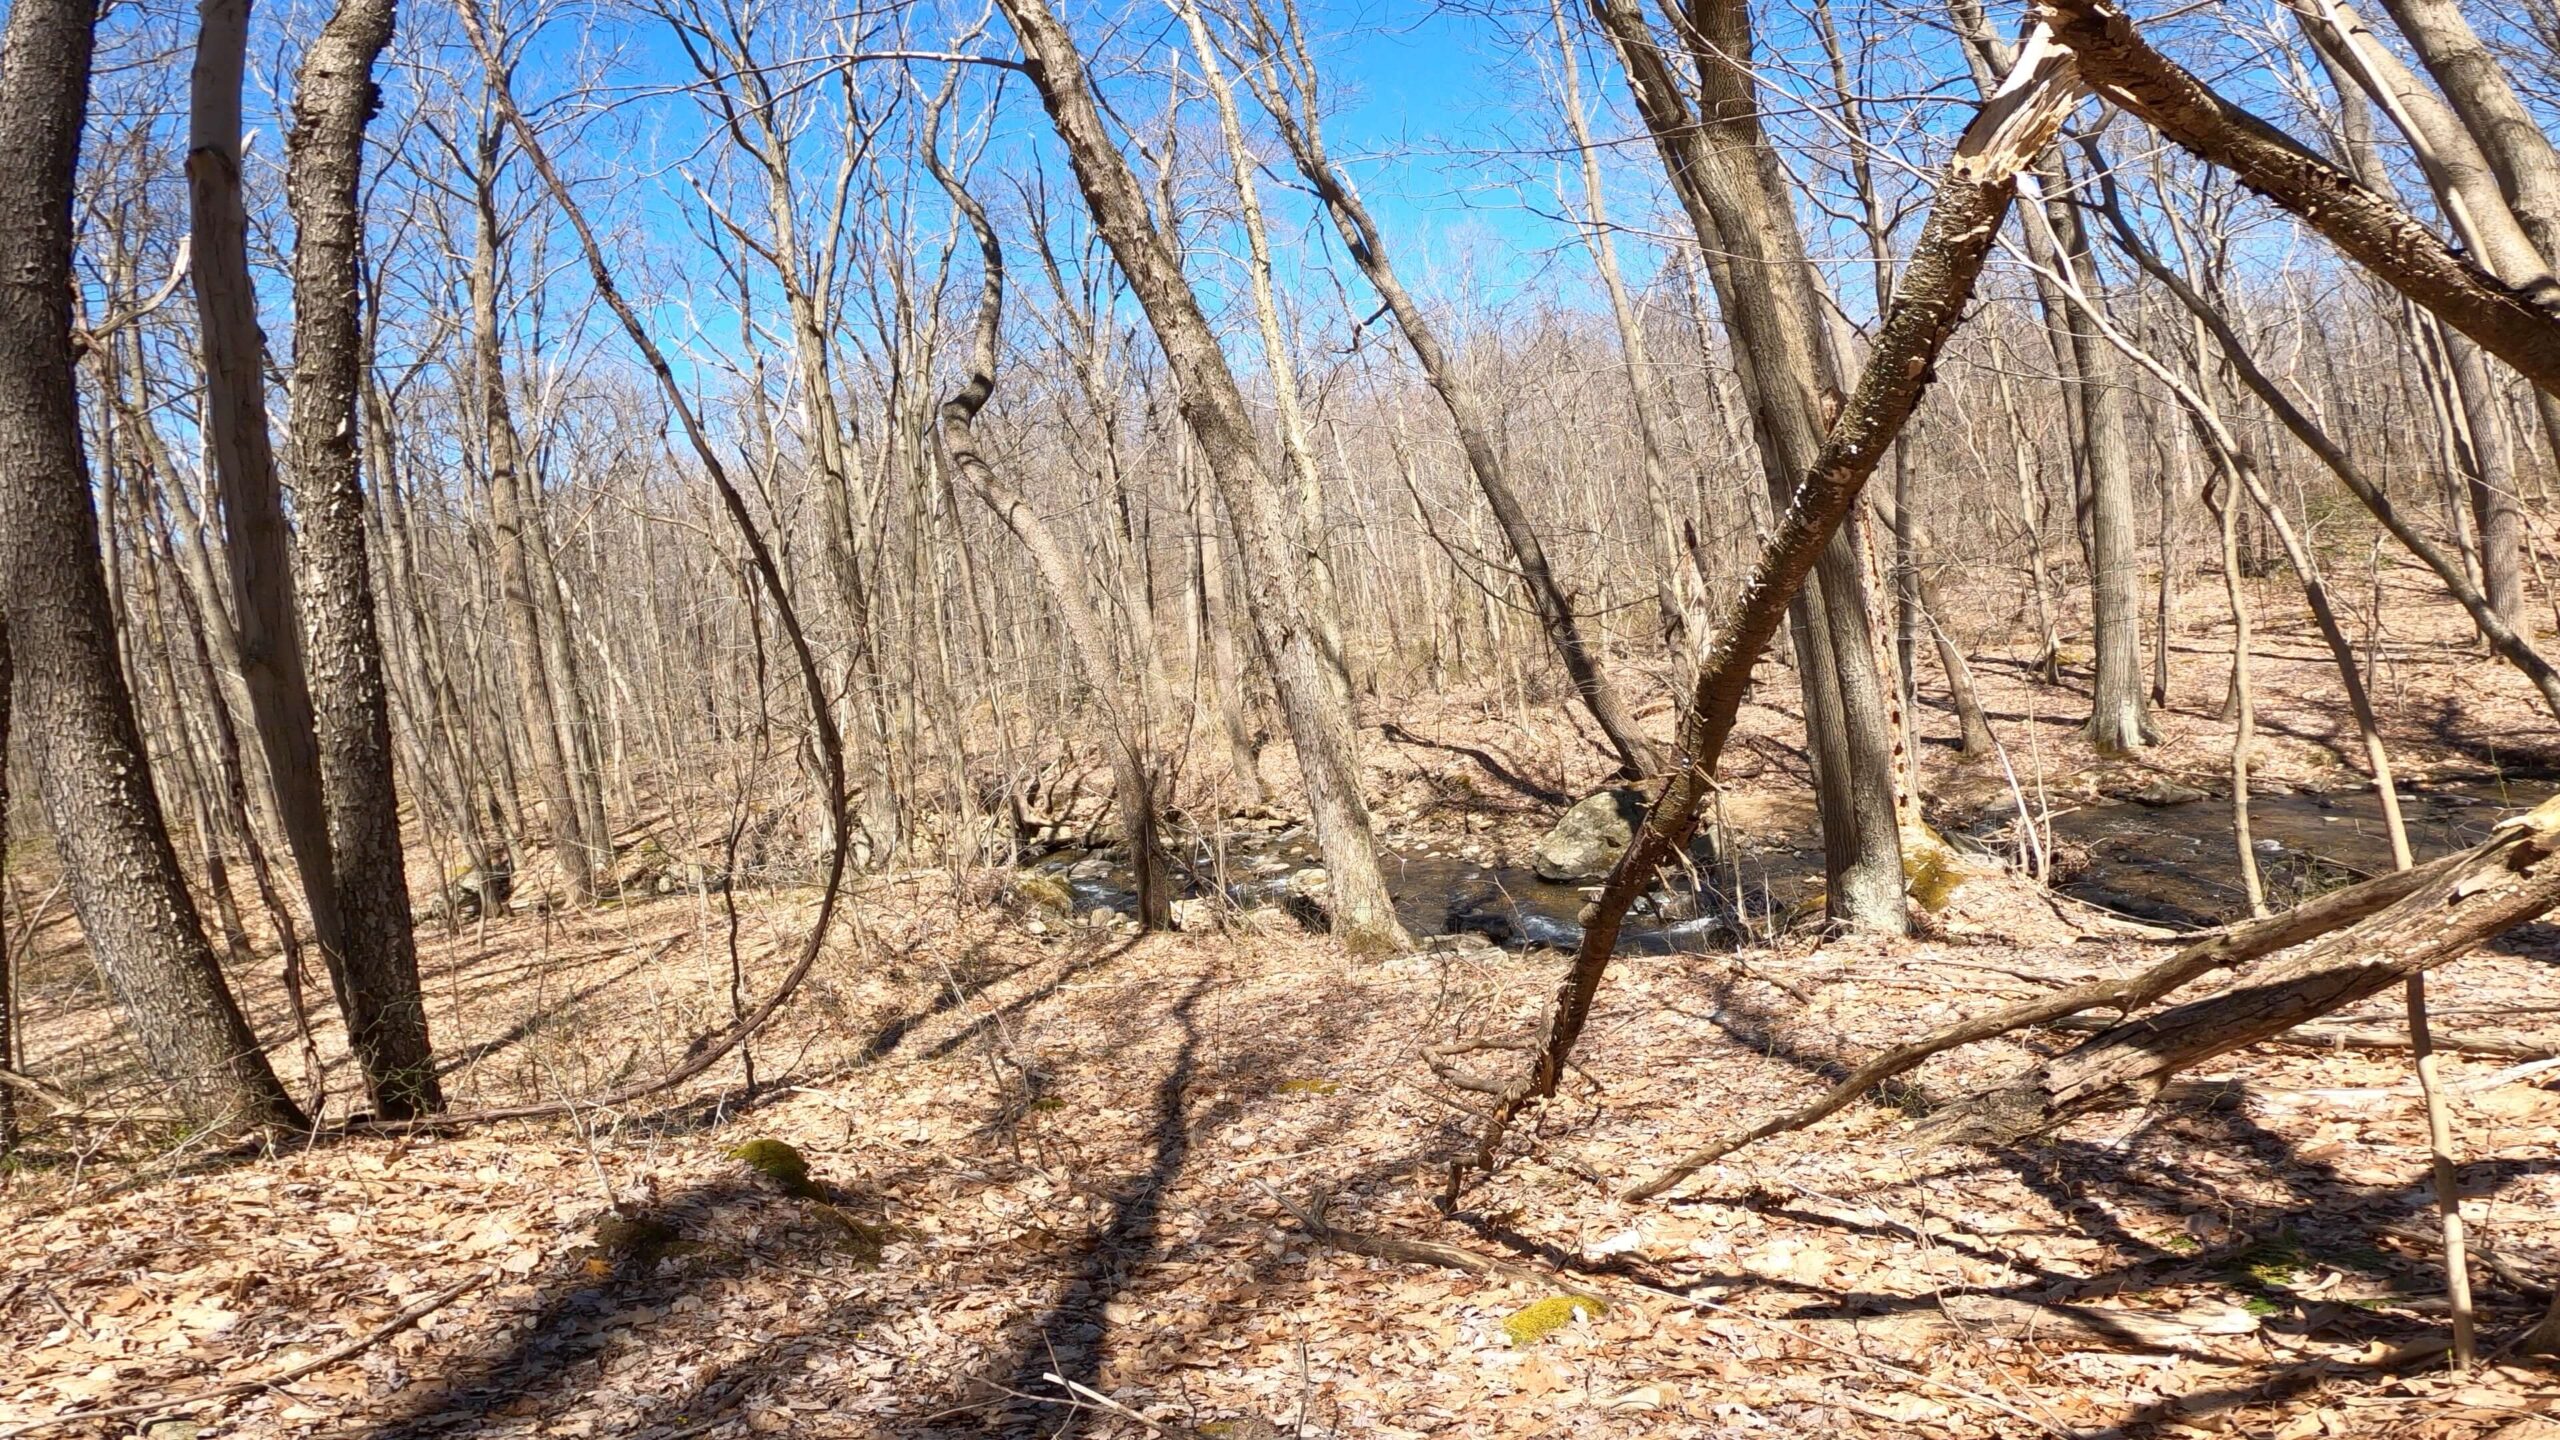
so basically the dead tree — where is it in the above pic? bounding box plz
[2036,0,2560,394]
[1447,29,2085,1203]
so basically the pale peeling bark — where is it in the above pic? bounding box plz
[2037,0,2560,395]
[1943,796,2560,1140]
[1446,32,2078,1202]
[0,0,303,1135]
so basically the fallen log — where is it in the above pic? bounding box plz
[1936,796,2560,1144]
[1624,844,2466,1200]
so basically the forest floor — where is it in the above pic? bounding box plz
[8,571,2560,1438]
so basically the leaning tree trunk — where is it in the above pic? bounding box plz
[1945,795,2560,1140]
[1236,0,1664,779]
[0,0,304,1135]
[1446,27,2083,1201]
[186,0,351,982]
[469,124,595,911]
[995,0,1409,953]
[1591,0,1906,933]
[2038,0,2560,395]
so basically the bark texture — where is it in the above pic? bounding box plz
[0,0,303,1135]
[283,0,440,1118]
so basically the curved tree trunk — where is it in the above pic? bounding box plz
[927,125,1173,931]
[0,0,303,1135]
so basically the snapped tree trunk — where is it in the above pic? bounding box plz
[2037,0,2560,395]
[0,0,303,1135]
[1447,26,2081,1201]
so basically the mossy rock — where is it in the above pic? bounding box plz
[729,1138,819,1197]
[1501,1294,1605,1346]
[1008,872,1076,916]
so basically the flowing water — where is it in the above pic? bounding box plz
[1033,776,2553,952]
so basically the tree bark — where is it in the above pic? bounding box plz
[2038,0,2560,395]
[927,121,1173,931]
[0,0,303,1135]
[280,0,440,1118]
[187,0,352,987]
[1591,0,1907,933]
[994,0,1409,952]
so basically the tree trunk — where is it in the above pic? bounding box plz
[2043,162,2155,751]
[1239,0,1664,779]
[280,0,440,1118]
[469,122,594,910]
[1590,0,1906,933]
[0,0,303,1135]
[927,128,1173,931]
[995,0,1408,953]
[186,0,351,985]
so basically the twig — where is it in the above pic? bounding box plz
[1038,1373,1169,1432]
[0,1269,492,1438]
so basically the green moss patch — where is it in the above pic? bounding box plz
[1501,1294,1605,1346]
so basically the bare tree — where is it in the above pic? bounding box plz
[994,0,1409,953]
[0,0,304,1134]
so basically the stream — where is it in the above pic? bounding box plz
[1031,776,2553,952]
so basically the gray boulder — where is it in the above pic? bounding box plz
[1531,788,1649,881]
